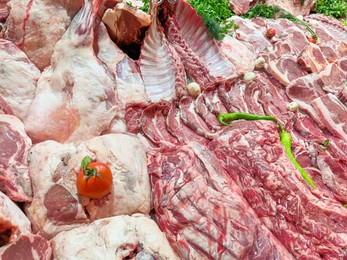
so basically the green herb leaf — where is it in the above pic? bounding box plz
[126,1,134,7]
[316,0,347,19]
[81,156,91,172]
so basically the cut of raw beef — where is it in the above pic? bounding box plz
[26,133,150,239]
[5,0,83,70]
[51,215,178,259]
[0,39,40,121]
[0,115,32,202]
[0,234,51,260]
[265,0,316,16]
[24,0,121,143]
[209,120,347,258]
[0,191,31,246]
[149,142,294,259]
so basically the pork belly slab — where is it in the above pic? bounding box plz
[51,214,178,259]
[0,115,32,202]
[26,133,150,239]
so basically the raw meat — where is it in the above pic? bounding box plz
[0,234,52,260]
[0,39,40,121]
[209,120,347,258]
[138,0,187,102]
[51,214,179,259]
[229,0,257,15]
[97,22,148,107]
[312,94,347,141]
[5,0,83,70]
[0,0,9,23]
[265,0,316,16]
[26,133,150,239]
[24,0,121,143]
[163,0,237,86]
[149,142,294,259]
[102,2,150,46]
[298,43,328,73]
[0,191,31,246]
[0,115,32,202]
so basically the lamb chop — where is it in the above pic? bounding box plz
[5,0,83,70]
[24,0,122,143]
[51,214,178,259]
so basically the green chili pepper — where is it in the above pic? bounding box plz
[218,112,276,126]
[279,124,316,189]
[322,139,330,150]
[344,204,347,208]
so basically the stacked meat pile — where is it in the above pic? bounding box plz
[0,0,346,259]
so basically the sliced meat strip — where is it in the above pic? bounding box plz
[149,143,294,259]
[166,102,210,146]
[265,0,316,16]
[209,121,347,258]
[140,101,179,147]
[218,78,249,114]
[312,94,347,141]
[194,93,221,132]
[179,96,216,139]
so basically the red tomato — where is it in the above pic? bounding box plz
[326,58,334,63]
[266,28,276,39]
[307,37,317,44]
[76,157,113,199]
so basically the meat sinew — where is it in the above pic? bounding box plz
[0,114,32,202]
[26,133,150,239]
[51,214,179,259]
[24,0,122,143]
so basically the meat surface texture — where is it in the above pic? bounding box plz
[0,234,52,260]
[149,142,293,259]
[24,0,121,143]
[0,39,40,121]
[0,115,32,202]
[51,214,178,259]
[5,0,83,70]
[26,133,151,239]
[0,191,31,246]
[209,121,347,258]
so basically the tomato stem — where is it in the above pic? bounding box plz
[81,156,92,171]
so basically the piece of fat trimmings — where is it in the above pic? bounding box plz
[288,101,299,112]
[254,57,266,69]
[243,72,257,82]
[187,82,201,97]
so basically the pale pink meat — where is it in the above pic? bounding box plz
[0,39,40,121]
[24,0,121,143]
[51,215,178,259]
[26,133,150,239]
[5,0,83,70]
[0,115,32,202]
[265,0,316,16]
